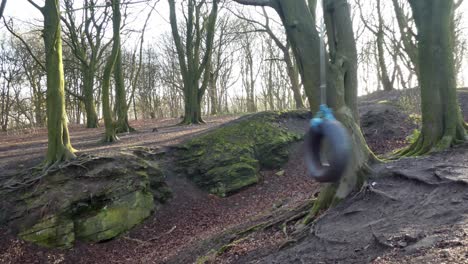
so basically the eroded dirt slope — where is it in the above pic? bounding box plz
[245,144,468,264]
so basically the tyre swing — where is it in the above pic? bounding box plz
[304,17,351,183]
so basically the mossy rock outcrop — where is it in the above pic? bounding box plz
[176,111,305,197]
[0,152,171,248]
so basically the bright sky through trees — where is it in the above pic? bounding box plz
[3,0,468,96]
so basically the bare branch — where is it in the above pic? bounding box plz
[3,18,46,72]
[232,0,272,7]
[27,0,43,11]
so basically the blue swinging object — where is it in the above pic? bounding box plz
[304,7,351,183]
[305,104,351,182]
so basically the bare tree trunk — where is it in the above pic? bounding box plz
[304,0,375,223]
[42,0,76,165]
[400,0,467,155]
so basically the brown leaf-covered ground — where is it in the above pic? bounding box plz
[1,89,468,264]
[0,114,320,264]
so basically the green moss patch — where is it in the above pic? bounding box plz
[177,111,302,197]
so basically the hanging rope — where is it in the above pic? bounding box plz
[304,1,351,183]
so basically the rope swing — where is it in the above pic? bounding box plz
[304,4,351,183]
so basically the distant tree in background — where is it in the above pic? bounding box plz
[168,0,218,124]
[100,0,123,143]
[62,0,112,128]
[111,0,134,133]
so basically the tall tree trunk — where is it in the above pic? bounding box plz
[209,72,218,115]
[82,64,98,128]
[182,80,203,124]
[102,50,118,142]
[168,0,218,125]
[274,0,321,112]
[112,0,133,133]
[42,0,76,165]
[376,0,392,91]
[303,0,375,223]
[1,82,10,131]
[400,0,466,155]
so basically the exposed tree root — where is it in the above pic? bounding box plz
[115,122,136,134]
[102,133,120,143]
[179,117,206,126]
[1,154,99,191]
[195,200,315,262]
[302,184,337,225]
[396,130,466,158]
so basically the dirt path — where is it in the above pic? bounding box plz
[0,116,239,175]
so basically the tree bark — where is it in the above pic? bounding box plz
[82,64,98,128]
[102,49,118,143]
[375,0,392,91]
[209,71,218,115]
[400,0,467,155]
[112,0,133,133]
[272,0,321,112]
[303,0,375,223]
[42,0,76,165]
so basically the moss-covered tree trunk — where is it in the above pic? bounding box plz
[273,0,321,111]
[112,0,133,133]
[102,51,118,143]
[100,0,123,143]
[82,64,98,128]
[303,0,374,223]
[182,79,203,124]
[42,0,76,165]
[400,0,466,156]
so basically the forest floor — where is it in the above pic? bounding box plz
[0,88,468,264]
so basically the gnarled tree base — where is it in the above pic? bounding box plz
[179,115,205,125]
[398,123,467,157]
[44,147,77,168]
[115,118,135,134]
